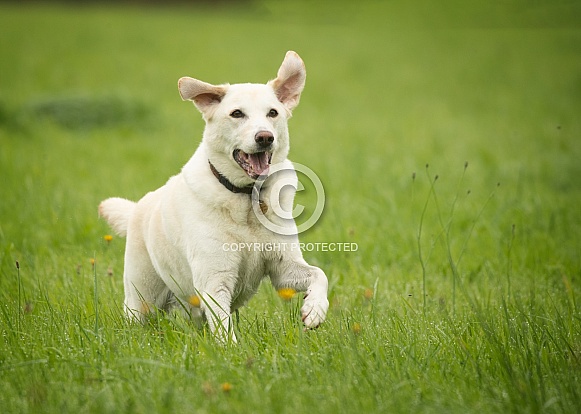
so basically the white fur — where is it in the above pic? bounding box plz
[98,197,135,237]
[99,51,329,342]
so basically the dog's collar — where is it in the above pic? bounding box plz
[209,162,254,195]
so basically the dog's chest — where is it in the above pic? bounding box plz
[220,197,280,236]
[230,248,274,310]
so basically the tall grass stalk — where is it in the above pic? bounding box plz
[93,254,99,338]
[431,162,468,315]
[506,223,516,301]
[416,164,439,313]
[426,164,500,315]
[454,183,500,266]
[16,260,21,333]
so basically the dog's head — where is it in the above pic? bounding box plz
[178,51,306,187]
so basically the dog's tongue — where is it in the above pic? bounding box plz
[248,152,270,176]
[234,149,272,179]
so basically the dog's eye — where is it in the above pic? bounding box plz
[267,109,278,118]
[230,109,245,119]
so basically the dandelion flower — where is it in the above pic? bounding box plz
[221,382,232,393]
[104,235,113,244]
[90,258,96,267]
[277,287,296,301]
[188,295,201,308]
[363,288,374,300]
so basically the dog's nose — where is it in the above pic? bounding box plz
[255,131,274,148]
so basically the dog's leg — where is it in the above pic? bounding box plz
[270,259,329,328]
[199,284,237,343]
[300,266,329,328]
[122,238,169,322]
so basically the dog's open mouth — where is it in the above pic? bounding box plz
[233,149,272,179]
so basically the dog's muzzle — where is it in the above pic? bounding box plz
[233,149,272,179]
[233,131,274,179]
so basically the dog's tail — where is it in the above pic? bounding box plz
[98,197,136,237]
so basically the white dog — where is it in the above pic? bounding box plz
[99,51,329,342]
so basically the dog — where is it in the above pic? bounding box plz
[99,51,329,342]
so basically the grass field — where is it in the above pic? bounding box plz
[1,1,581,413]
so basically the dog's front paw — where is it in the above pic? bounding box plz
[301,292,329,329]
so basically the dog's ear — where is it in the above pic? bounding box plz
[267,51,306,111]
[178,77,228,116]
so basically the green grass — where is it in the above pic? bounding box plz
[1,1,580,413]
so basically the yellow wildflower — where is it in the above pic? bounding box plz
[104,234,113,244]
[221,382,232,393]
[277,287,296,301]
[188,295,201,308]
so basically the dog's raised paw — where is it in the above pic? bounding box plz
[301,295,329,329]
